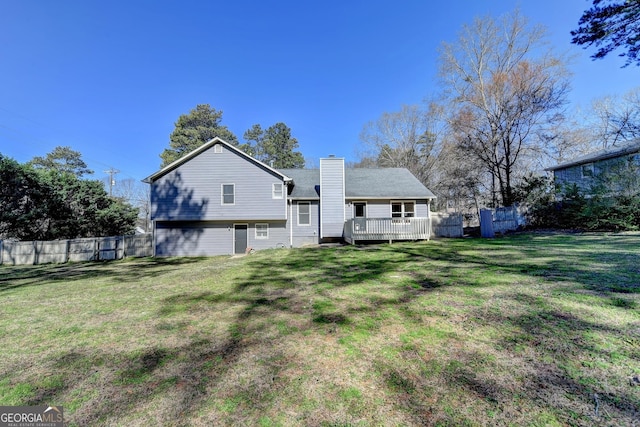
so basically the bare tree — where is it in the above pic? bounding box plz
[440,10,570,206]
[542,123,597,165]
[112,178,151,232]
[589,87,640,146]
[358,103,444,186]
[432,137,488,213]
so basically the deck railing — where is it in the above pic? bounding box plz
[343,217,431,244]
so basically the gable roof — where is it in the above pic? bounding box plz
[279,168,436,200]
[545,138,640,171]
[142,137,292,183]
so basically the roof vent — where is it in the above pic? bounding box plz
[328,154,335,158]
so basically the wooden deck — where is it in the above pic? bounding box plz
[343,217,431,244]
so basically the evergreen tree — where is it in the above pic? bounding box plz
[0,155,51,240]
[29,146,93,177]
[571,0,640,67]
[0,154,137,240]
[242,122,305,168]
[160,104,238,167]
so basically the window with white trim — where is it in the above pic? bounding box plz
[272,183,283,199]
[391,201,415,218]
[255,223,268,239]
[298,202,310,225]
[214,144,223,153]
[222,184,235,205]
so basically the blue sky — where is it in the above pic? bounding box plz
[1,1,637,184]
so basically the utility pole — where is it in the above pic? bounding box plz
[104,167,120,197]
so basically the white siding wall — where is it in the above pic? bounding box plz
[416,200,430,217]
[320,157,345,238]
[345,199,430,219]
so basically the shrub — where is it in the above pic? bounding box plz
[524,173,640,231]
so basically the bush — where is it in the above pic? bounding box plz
[0,154,138,240]
[524,178,640,232]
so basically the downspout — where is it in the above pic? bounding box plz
[289,199,293,248]
[152,220,157,257]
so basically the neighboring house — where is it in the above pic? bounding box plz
[546,139,640,194]
[143,137,436,256]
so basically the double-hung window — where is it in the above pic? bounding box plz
[272,183,283,199]
[298,202,310,226]
[255,223,268,239]
[391,201,415,218]
[222,184,235,205]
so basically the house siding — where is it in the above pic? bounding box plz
[553,155,639,194]
[320,157,345,238]
[553,165,591,192]
[151,144,287,221]
[290,200,320,247]
[249,221,289,250]
[548,140,640,196]
[145,140,436,256]
[417,200,429,217]
[155,220,288,256]
[155,221,228,256]
[345,199,430,219]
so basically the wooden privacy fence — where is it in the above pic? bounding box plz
[480,205,527,237]
[493,206,522,234]
[0,234,153,266]
[431,212,464,238]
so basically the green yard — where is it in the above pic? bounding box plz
[0,233,639,426]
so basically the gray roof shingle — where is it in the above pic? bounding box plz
[278,168,435,199]
[278,169,320,198]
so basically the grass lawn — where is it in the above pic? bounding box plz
[0,232,639,426]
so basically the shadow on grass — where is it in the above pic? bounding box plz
[154,237,637,424]
[4,233,639,425]
[36,244,426,425]
[19,337,250,426]
[484,292,640,422]
[0,257,207,293]
[399,233,640,294]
